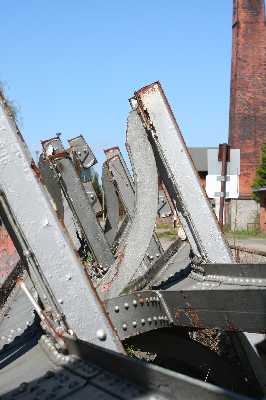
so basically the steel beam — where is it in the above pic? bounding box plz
[42,137,115,271]
[0,95,123,352]
[133,82,233,264]
[102,161,120,246]
[97,110,158,299]
[105,147,163,259]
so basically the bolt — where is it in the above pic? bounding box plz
[96,329,107,341]
[114,306,119,313]
[122,324,127,331]
[132,321,137,327]
[153,316,157,322]
[141,319,145,325]
[148,317,152,323]
[65,274,72,281]
[132,300,137,307]
[58,299,63,304]
[124,302,129,309]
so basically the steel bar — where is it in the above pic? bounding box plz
[106,284,266,341]
[42,137,115,271]
[105,147,163,259]
[97,110,158,299]
[134,82,233,264]
[0,95,123,352]
[102,161,120,245]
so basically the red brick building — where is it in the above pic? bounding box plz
[229,0,266,198]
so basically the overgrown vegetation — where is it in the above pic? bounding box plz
[252,143,266,202]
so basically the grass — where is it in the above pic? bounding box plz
[156,230,177,239]
[224,229,266,240]
[156,222,174,230]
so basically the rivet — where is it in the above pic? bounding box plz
[124,302,129,309]
[132,321,137,327]
[156,253,160,258]
[58,299,63,304]
[148,317,152,323]
[141,318,145,325]
[122,324,127,330]
[114,306,119,313]
[96,329,107,341]
[146,298,149,304]
[153,316,157,321]
[132,300,137,307]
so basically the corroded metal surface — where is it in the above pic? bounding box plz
[97,110,158,299]
[134,82,233,264]
[0,97,122,352]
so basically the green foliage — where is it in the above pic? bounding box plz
[252,144,266,202]
[92,172,102,197]
[125,345,139,357]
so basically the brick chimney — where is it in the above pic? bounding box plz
[229,0,266,198]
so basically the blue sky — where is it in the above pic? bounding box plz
[1,1,233,171]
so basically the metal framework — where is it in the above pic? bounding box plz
[1,82,266,399]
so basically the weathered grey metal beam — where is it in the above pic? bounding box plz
[97,110,158,299]
[133,82,233,264]
[0,96,123,352]
[42,137,115,272]
[106,282,266,340]
[102,161,120,246]
[68,134,97,169]
[105,147,163,259]
[68,135,102,215]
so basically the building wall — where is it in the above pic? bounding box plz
[229,0,266,197]
[230,199,259,230]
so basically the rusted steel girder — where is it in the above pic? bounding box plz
[97,110,158,299]
[133,82,233,264]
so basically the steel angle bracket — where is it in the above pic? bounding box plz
[97,110,158,299]
[133,82,233,264]
[105,147,163,260]
[42,137,115,271]
[0,97,123,353]
[102,161,120,246]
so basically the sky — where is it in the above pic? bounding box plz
[1,1,233,172]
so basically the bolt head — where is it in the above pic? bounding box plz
[114,306,119,313]
[132,321,137,327]
[124,302,129,309]
[122,324,127,330]
[96,329,107,341]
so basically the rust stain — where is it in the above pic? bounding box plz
[116,251,125,265]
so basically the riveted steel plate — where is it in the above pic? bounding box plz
[1,368,86,400]
[105,291,171,340]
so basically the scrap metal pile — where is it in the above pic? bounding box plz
[1,82,266,399]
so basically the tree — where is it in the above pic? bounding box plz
[252,144,266,202]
